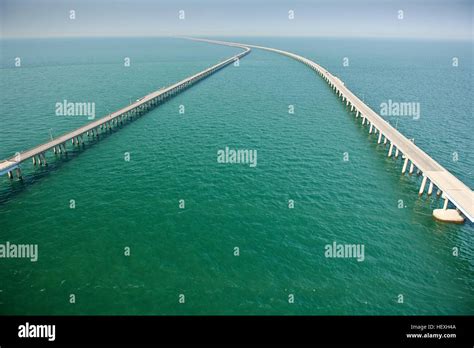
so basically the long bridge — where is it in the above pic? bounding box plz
[188,38,473,223]
[1,37,472,223]
[0,43,250,178]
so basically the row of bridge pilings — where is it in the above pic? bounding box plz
[2,47,251,183]
[317,69,464,222]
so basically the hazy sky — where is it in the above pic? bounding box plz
[0,0,472,39]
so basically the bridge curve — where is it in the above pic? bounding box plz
[189,38,473,223]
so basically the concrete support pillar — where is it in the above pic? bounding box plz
[443,197,449,210]
[409,162,415,174]
[395,148,399,158]
[383,136,387,145]
[402,158,409,174]
[437,189,442,197]
[32,156,37,165]
[419,175,427,195]
[16,167,22,179]
[362,117,366,125]
[388,143,394,157]
[7,171,13,179]
[369,124,373,134]
[377,132,382,144]
[427,181,434,195]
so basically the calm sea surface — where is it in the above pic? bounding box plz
[0,37,472,314]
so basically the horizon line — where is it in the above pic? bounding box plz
[1,34,472,42]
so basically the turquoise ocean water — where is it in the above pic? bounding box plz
[0,37,472,315]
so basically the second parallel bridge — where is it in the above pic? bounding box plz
[0,44,250,177]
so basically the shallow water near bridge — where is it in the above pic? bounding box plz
[0,37,473,314]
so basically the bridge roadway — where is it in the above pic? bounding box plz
[188,38,473,223]
[0,44,250,177]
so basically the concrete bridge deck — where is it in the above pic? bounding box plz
[189,38,473,223]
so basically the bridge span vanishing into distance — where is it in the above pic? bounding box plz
[0,44,250,177]
[1,38,472,224]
